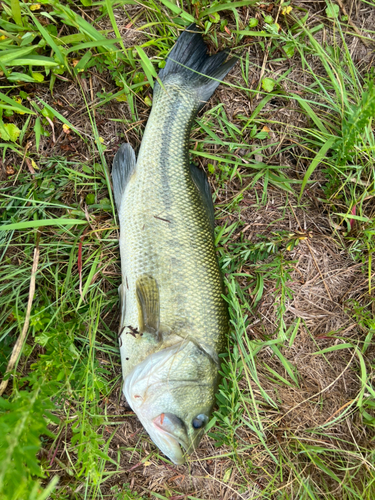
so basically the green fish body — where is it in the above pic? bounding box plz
[112,25,235,464]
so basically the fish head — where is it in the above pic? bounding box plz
[123,340,218,464]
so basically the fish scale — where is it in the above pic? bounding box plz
[119,79,227,377]
[112,25,236,464]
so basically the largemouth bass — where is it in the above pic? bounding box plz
[112,25,236,464]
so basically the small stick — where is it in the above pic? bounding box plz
[0,235,40,396]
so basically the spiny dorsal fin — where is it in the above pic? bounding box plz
[190,163,215,233]
[111,143,137,213]
[136,275,160,336]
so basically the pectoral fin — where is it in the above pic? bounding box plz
[136,275,160,336]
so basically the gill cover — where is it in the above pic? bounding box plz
[123,341,216,465]
[123,343,188,464]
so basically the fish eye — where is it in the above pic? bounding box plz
[192,414,207,429]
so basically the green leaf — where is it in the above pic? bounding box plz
[235,29,273,37]
[85,193,95,205]
[65,38,122,55]
[334,213,370,223]
[208,12,220,23]
[34,116,41,151]
[313,343,353,355]
[326,4,339,18]
[41,106,55,120]
[248,18,258,28]
[30,13,66,67]
[310,455,341,483]
[7,72,44,83]
[294,96,329,134]
[261,77,275,92]
[74,50,92,72]
[0,46,36,64]
[32,72,45,82]
[0,122,21,142]
[283,42,295,58]
[339,82,375,163]
[269,344,299,386]
[104,0,129,56]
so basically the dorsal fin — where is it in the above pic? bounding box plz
[190,163,215,233]
[111,143,137,213]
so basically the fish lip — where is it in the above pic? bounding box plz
[152,415,189,462]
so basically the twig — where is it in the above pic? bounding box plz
[0,234,40,396]
[45,116,56,143]
[323,399,355,425]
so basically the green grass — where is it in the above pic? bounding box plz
[1,1,375,499]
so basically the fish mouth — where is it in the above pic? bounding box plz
[152,413,188,464]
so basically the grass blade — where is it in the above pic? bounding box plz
[35,98,82,137]
[0,219,87,231]
[104,0,128,55]
[157,0,195,23]
[201,0,258,16]
[30,12,66,67]
[0,91,35,115]
[9,56,59,67]
[299,136,336,199]
[10,0,22,26]
[134,46,158,88]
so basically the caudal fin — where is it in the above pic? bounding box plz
[158,24,237,106]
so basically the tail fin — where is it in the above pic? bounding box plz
[158,24,237,106]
